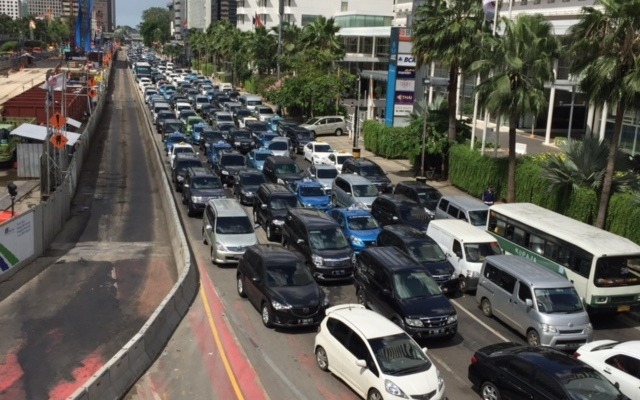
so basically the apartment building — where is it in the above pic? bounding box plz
[0,0,21,19]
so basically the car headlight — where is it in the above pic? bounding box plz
[221,170,229,175]
[542,323,558,333]
[585,323,593,332]
[405,317,424,327]
[303,203,314,207]
[447,314,457,324]
[437,369,445,392]
[384,379,408,399]
[234,141,241,146]
[216,242,227,251]
[271,300,291,310]
[241,190,253,196]
[191,196,204,203]
[350,236,365,247]
[312,254,324,267]
[272,219,284,226]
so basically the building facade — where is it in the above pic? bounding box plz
[0,0,22,19]
[186,0,208,30]
[211,0,237,25]
[26,0,63,19]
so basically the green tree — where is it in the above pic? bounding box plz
[300,16,344,59]
[139,7,171,47]
[48,18,71,44]
[566,0,640,228]
[471,14,561,203]
[250,26,277,76]
[412,0,486,143]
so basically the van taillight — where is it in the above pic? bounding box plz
[470,355,478,365]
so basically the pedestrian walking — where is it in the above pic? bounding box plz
[482,187,495,206]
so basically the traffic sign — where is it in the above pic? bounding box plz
[49,112,67,129]
[50,133,68,149]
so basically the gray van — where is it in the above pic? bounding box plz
[331,175,379,209]
[434,195,489,227]
[476,255,593,350]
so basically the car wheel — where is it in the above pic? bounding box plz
[236,274,246,298]
[458,276,468,293]
[261,303,272,328]
[253,210,258,225]
[187,202,195,217]
[481,298,493,317]
[335,128,343,136]
[526,329,540,346]
[266,225,274,241]
[367,389,383,400]
[356,286,367,307]
[481,382,501,400]
[315,346,329,371]
[210,246,217,265]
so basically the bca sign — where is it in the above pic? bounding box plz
[397,55,416,67]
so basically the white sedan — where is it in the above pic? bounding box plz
[304,141,336,165]
[575,340,640,400]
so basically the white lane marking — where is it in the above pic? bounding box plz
[451,299,509,342]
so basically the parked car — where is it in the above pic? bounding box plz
[233,169,267,205]
[181,167,225,217]
[289,179,331,211]
[355,246,458,339]
[202,198,257,265]
[245,147,273,171]
[394,181,442,219]
[314,304,447,400]
[370,194,430,231]
[253,183,299,241]
[302,164,339,194]
[341,158,393,194]
[300,115,347,136]
[468,342,628,400]
[281,208,355,282]
[574,340,640,400]
[262,155,303,186]
[327,206,381,254]
[236,244,329,328]
[331,175,379,209]
[377,225,458,295]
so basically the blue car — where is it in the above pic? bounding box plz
[245,147,273,171]
[207,140,233,165]
[191,122,209,145]
[163,89,176,101]
[289,179,331,211]
[164,132,189,154]
[326,206,381,254]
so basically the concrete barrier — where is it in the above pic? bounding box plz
[125,334,152,380]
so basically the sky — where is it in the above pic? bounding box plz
[116,0,168,29]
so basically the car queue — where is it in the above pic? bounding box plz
[129,50,636,400]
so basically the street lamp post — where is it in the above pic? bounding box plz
[7,182,17,216]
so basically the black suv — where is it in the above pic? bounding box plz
[227,129,255,154]
[354,246,458,339]
[283,125,315,154]
[253,183,299,241]
[370,194,430,231]
[341,158,393,193]
[201,130,227,154]
[393,180,442,219]
[210,150,247,186]
[281,208,354,282]
[233,169,266,205]
[262,156,303,186]
[159,118,185,138]
[182,167,225,217]
[172,153,203,192]
[377,225,458,294]
[236,244,329,328]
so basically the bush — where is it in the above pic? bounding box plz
[1,41,18,52]
[362,120,420,160]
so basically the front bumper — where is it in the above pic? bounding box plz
[270,306,327,328]
[406,321,458,339]
[213,247,248,264]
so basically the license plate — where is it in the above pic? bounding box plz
[331,269,345,276]
[430,329,444,335]
[617,305,631,312]
[299,318,314,325]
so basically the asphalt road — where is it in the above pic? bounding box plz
[0,52,177,399]
[124,74,640,400]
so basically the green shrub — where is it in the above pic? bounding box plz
[362,120,419,160]
[607,193,640,244]
[1,41,18,52]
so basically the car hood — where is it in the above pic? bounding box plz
[314,248,353,260]
[277,173,304,184]
[299,196,331,206]
[419,260,454,276]
[270,150,289,157]
[269,284,324,308]
[404,219,429,232]
[364,175,392,185]
[217,232,257,248]
[239,184,260,193]
[384,367,440,398]
[222,166,246,175]
[349,229,380,242]
[192,188,225,198]
[399,294,455,317]
[353,196,377,207]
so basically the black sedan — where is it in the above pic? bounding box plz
[236,244,329,328]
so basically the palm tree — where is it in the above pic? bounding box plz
[471,14,561,203]
[300,16,344,62]
[412,0,486,143]
[566,0,640,228]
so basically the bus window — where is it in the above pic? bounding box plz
[528,234,545,255]
[544,241,559,260]
[512,226,527,246]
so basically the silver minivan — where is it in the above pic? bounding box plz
[202,198,258,265]
[434,195,489,227]
[331,175,379,209]
[300,116,347,136]
[476,255,593,350]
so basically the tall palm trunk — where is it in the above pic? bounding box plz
[507,113,518,203]
[596,102,624,228]
[447,65,458,142]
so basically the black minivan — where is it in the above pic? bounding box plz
[262,155,303,186]
[281,208,354,282]
[253,183,299,241]
[354,246,457,339]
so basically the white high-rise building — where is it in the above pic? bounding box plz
[0,0,21,19]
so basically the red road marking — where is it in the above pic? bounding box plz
[48,350,104,400]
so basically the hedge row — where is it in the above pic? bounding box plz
[362,120,420,160]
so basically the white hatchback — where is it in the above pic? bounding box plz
[314,304,446,400]
[575,340,640,400]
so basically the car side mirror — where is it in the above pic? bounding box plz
[346,192,351,196]
[261,204,267,210]
[205,224,212,231]
[355,359,367,369]
[296,238,305,244]
[422,347,428,354]
[525,298,533,308]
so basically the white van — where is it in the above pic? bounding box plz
[426,219,502,293]
[476,255,593,349]
[219,82,233,93]
[239,94,263,111]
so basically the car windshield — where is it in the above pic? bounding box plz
[358,164,385,177]
[260,133,277,141]
[215,216,254,234]
[191,177,222,189]
[217,114,234,122]
[308,228,349,251]
[299,186,326,197]
[416,189,442,209]
[174,147,194,155]
[258,107,273,115]
[232,132,251,140]
[269,141,288,151]
[352,184,379,197]
[399,205,429,223]
[534,287,585,314]
[305,118,320,125]
[166,123,183,132]
[296,132,313,139]
[393,270,441,299]
[253,152,270,161]
[178,160,202,171]
[275,163,301,174]
[314,144,333,153]
[240,174,266,185]
[181,111,196,118]
[594,255,640,287]
[204,132,225,142]
[369,333,431,376]
[559,367,623,400]
[337,155,352,164]
[468,210,489,226]
[347,215,379,230]
[407,243,447,263]
[265,263,314,287]
[221,155,245,166]
[270,196,298,210]
[316,168,338,179]
[464,242,502,262]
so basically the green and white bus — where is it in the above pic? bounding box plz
[487,203,640,313]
